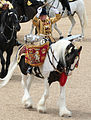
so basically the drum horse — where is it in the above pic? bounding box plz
[0,35,82,117]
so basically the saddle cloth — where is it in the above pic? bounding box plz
[17,41,49,66]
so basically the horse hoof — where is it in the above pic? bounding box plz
[59,36,64,39]
[59,108,72,117]
[37,105,46,113]
[25,104,33,109]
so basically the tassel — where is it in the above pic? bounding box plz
[59,72,67,86]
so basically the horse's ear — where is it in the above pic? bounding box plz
[78,46,82,53]
[71,46,75,53]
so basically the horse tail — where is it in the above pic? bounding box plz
[0,56,17,88]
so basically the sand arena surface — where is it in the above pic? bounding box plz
[0,0,91,119]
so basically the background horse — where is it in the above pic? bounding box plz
[0,39,82,117]
[0,9,20,78]
[30,0,87,38]
[9,0,44,22]
[45,0,87,38]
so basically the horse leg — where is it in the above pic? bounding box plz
[68,16,76,36]
[37,77,49,113]
[59,86,72,117]
[5,49,13,77]
[21,74,33,109]
[77,13,85,39]
[54,23,63,39]
[0,50,5,78]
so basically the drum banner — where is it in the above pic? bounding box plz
[25,42,49,66]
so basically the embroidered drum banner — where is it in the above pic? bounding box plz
[25,42,49,66]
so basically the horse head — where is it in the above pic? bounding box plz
[51,40,82,76]
[65,44,82,75]
[0,9,21,33]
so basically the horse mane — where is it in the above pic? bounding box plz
[51,40,71,67]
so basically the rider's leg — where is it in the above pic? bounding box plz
[21,3,28,22]
[60,0,71,15]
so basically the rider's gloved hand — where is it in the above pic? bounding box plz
[51,7,60,14]
[37,7,42,14]
[36,7,42,18]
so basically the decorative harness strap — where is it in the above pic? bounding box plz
[47,46,65,75]
[0,24,15,43]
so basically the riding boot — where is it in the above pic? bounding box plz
[59,0,72,16]
[67,11,72,16]
[15,41,22,46]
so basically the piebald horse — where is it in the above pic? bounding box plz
[0,38,82,117]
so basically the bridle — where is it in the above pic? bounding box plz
[0,24,15,43]
[68,52,80,71]
[0,12,17,43]
[47,46,66,75]
[47,45,80,76]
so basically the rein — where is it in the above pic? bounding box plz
[47,46,65,75]
[0,22,15,44]
[47,44,80,76]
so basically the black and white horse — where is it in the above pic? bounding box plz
[0,39,82,117]
[0,9,20,78]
